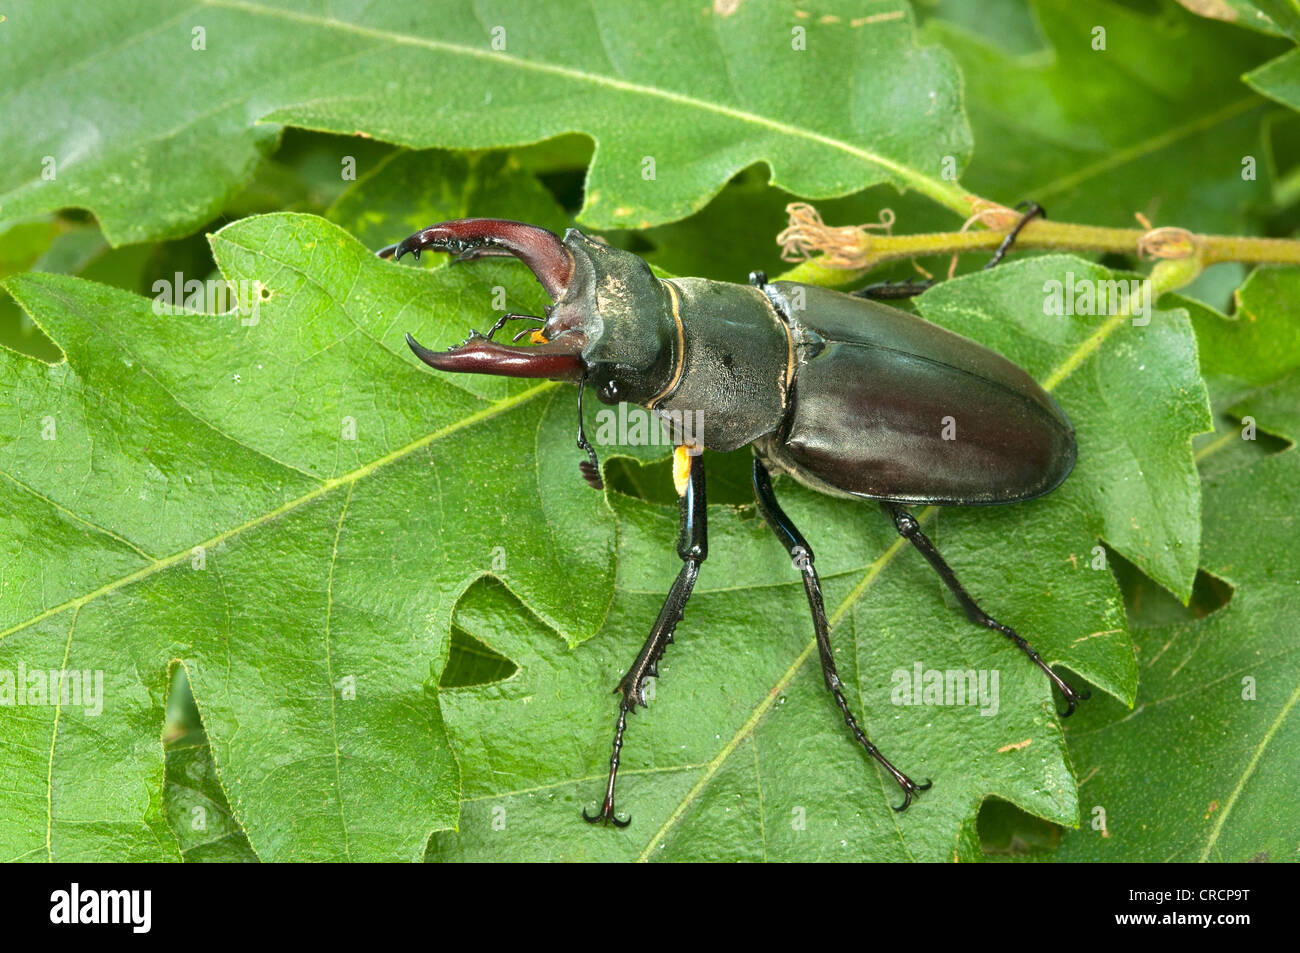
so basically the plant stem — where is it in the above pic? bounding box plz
[775,216,1300,286]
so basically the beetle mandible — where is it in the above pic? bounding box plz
[379,206,1086,827]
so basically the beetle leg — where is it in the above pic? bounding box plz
[754,458,931,812]
[583,448,707,827]
[882,502,1090,717]
[575,376,603,490]
[850,279,934,301]
[481,312,544,343]
[984,201,1045,270]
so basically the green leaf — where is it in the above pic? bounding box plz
[327,149,571,250]
[0,0,972,245]
[1175,0,1300,38]
[0,211,615,861]
[1248,49,1300,114]
[1044,263,1300,862]
[1190,268,1300,411]
[165,733,259,862]
[1175,268,1300,468]
[163,666,258,862]
[928,0,1288,235]
[1052,448,1299,862]
[5,207,1203,861]
[917,256,1213,602]
[1192,1,1300,120]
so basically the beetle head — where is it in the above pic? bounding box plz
[386,219,678,407]
[555,229,677,406]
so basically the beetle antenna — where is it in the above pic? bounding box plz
[576,376,604,490]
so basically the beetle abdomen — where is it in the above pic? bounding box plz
[762,283,1076,505]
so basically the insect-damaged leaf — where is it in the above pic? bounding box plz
[1054,444,1300,862]
[0,0,971,246]
[988,266,1300,862]
[0,212,616,861]
[4,208,1165,862]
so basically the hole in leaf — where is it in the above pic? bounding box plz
[163,663,202,746]
[537,169,589,215]
[439,626,518,689]
[1097,251,1134,271]
[603,446,757,506]
[977,797,1063,857]
[1108,546,1233,628]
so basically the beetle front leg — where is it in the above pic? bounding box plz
[754,459,930,812]
[584,448,707,827]
[882,502,1090,716]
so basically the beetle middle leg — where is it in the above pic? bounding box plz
[882,502,1090,716]
[753,458,930,812]
[583,448,707,827]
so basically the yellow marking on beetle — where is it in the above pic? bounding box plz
[529,330,548,345]
[672,445,692,497]
[648,280,686,408]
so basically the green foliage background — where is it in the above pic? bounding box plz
[0,0,1297,862]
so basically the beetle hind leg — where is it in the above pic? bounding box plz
[850,279,934,301]
[882,502,1090,717]
[984,201,1046,270]
[754,458,930,811]
[584,450,707,827]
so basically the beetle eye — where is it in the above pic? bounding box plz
[600,379,620,402]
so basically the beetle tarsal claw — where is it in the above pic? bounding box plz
[582,803,631,828]
[892,775,931,812]
[1055,679,1090,718]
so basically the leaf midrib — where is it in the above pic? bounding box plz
[0,380,558,644]
[1032,97,1262,204]
[199,0,969,216]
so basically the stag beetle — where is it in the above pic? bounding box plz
[379,205,1085,826]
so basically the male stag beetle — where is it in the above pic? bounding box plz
[378,205,1086,826]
